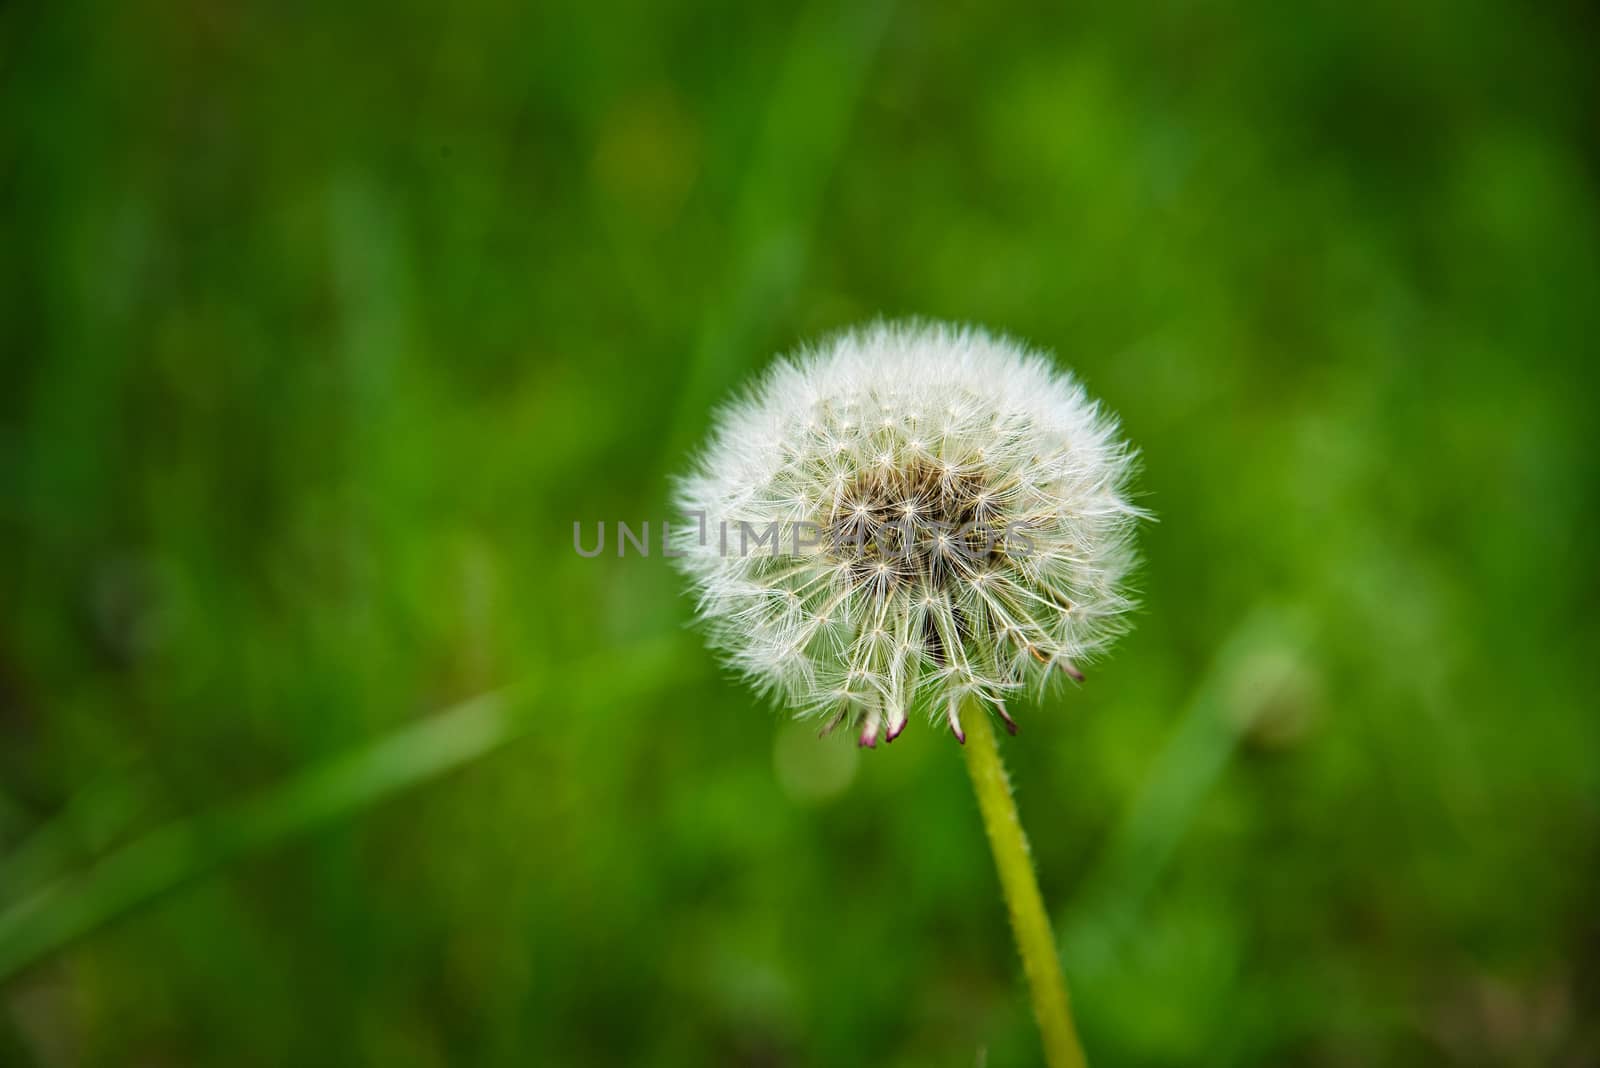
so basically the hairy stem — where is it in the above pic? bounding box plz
[961,702,1088,1068]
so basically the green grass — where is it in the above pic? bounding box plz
[3,1,1597,1064]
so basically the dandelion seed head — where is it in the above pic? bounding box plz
[674,321,1144,743]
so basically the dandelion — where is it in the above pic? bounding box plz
[674,320,1145,1068]
[674,320,1142,745]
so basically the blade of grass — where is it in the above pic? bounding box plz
[0,773,154,905]
[1061,606,1312,978]
[0,635,696,980]
[661,0,896,463]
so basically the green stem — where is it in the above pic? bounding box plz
[961,701,1088,1068]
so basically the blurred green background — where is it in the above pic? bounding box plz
[3,1,1597,1065]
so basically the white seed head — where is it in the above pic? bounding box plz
[674,321,1145,746]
